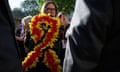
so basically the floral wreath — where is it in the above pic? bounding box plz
[22,13,62,72]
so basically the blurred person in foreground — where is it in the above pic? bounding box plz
[0,0,23,72]
[63,0,120,72]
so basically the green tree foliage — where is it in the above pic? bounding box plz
[54,0,75,14]
[21,0,40,16]
[36,0,47,12]
[12,8,24,18]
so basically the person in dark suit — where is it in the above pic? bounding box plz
[0,0,23,72]
[63,0,120,72]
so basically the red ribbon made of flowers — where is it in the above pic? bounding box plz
[22,13,62,72]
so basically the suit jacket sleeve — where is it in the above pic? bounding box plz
[0,0,23,72]
[63,0,112,72]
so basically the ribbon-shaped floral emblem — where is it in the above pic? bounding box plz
[22,13,62,72]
